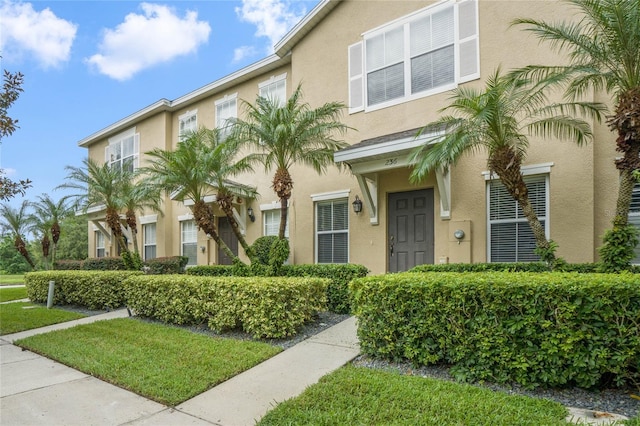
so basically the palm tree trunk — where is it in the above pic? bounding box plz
[126,209,140,255]
[517,196,550,253]
[613,169,637,228]
[14,235,35,268]
[217,195,256,263]
[51,221,60,270]
[105,206,128,255]
[191,200,238,263]
[273,168,293,240]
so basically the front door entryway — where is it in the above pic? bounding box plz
[388,189,434,272]
[218,217,238,265]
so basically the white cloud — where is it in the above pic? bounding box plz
[233,45,258,63]
[235,0,307,52]
[0,1,77,68]
[86,3,211,81]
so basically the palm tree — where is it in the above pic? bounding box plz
[0,201,35,268]
[118,175,163,260]
[30,208,53,269]
[58,158,130,259]
[141,127,256,263]
[30,194,72,269]
[512,0,640,267]
[410,70,602,264]
[232,83,351,239]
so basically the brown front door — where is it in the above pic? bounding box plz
[388,189,434,272]
[217,217,238,265]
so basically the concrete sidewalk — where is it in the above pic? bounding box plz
[0,306,629,425]
[0,310,359,426]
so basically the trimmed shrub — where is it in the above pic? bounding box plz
[186,265,235,277]
[281,264,369,314]
[124,275,328,338]
[25,270,143,310]
[144,256,189,274]
[53,259,84,270]
[350,272,640,389]
[82,257,127,271]
[409,262,638,274]
[251,236,279,265]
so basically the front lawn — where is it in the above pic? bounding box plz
[0,274,26,285]
[15,318,282,406]
[0,286,27,302]
[258,365,570,426]
[0,302,86,335]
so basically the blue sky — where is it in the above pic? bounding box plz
[1,0,320,210]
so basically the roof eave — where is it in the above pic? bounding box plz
[274,0,342,57]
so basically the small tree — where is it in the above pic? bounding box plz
[410,70,602,266]
[0,201,35,269]
[232,83,351,240]
[30,194,73,269]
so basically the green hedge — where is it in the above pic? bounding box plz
[82,257,127,271]
[53,259,84,270]
[124,275,328,338]
[280,264,369,314]
[187,263,369,313]
[25,270,143,310]
[350,272,640,389]
[144,256,189,274]
[409,262,639,273]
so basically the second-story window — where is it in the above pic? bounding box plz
[259,73,287,105]
[215,94,237,139]
[179,110,197,140]
[348,0,478,113]
[105,128,139,172]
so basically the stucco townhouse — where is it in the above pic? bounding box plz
[77,0,640,275]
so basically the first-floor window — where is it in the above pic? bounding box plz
[96,231,105,258]
[143,223,157,261]
[263,209,289,237]
[488,175,548,262]
[630,183,640,264]
[181,220,197,266]
[316,199,349,263]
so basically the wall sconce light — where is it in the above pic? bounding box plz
[453,229,465,244]
[247,206,256,222]
[200,245,206,253]
[352,195,363,214]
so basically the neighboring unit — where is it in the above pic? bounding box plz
[78,0,639,274]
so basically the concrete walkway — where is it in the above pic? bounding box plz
[0,303,630,425]
[0,309,360,425]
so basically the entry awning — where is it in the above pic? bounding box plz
[334,127,450,224]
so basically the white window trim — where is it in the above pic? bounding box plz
[180,219,198,266]
[142,223,157,261]
[105,127,139,170]
[178,213,195,222]
[258,73,287,90]
[215,93,238,135]
[139,214,158,225]
[96,231,105,258]
[311,189,351,202]
[315,198,350,264]
[351,0,479,114]
[486,173,550,262]
[482,162,554,180]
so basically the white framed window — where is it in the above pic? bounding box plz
[487,175,548,262]
[95,231,105,258]
[316,199,349,263]
[179,110,197,139]
[259,73,287,105]
[263,209,289,237]
[349,0,478,113]
[143,223,157,261]
[215,94,237,139]
[630,183,640,264]
[181,220,198,266]
[105,128,139,172]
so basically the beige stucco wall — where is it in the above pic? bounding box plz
[83,0,623,274]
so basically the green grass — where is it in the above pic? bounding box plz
[0,286,28,302]
[16,318,282,406]
[0,274,26,285]
[258,365,570,426]
[0,302,86,335]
